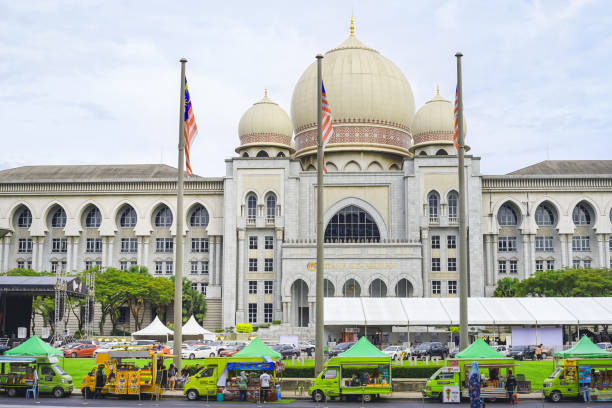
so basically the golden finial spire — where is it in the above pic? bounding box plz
[350,15,355,36]
[264,88,268,98]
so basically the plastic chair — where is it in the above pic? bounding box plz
[26,383,37,400]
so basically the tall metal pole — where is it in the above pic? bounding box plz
[456,52,469,350]
[174,58,187,370]
[314,54,325,375]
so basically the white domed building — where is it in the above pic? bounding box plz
[1,20,611,343]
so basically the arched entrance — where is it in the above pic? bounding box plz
[291,279,309,327]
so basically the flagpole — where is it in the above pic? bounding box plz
[174,58,187,370]
[314,53,325,376]
[456,52,469,350]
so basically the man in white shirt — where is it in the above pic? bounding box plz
[259,371,271,403]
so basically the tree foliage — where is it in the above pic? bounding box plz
[493,268,612,297]
[171,277,207,324]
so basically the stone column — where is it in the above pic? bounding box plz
[236,230,246,321]
[31,237,39,271]
[282,302,289,323]
[72,238,79,271]
[420,228,430,296]
[597,234,605,268]
[101,237,108,268]
[137,236,143,266]
[308,302,314,327]
[143,237,149,269]
[107,237,114,268]
[522,235,530,279]
[559,235,568,267]
[2,237,9,273]
[567,234,573,267]
[209,236,216,285]
[274,229,283,319]
[37,238,44,272]
[605,234,611,269]
[528,235,536,277]
[215,237,222,285]
[66,237,72,272]
[492,235,498,280]
[484,235,492,286]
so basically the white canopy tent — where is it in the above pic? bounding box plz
[182,315,215,341]
[323,297,612,326]
[131,316,174,341]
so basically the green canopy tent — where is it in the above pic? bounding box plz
[554,335,612,359]
[338,336,388,358]
[455,338,506,359]
[232,337,281,359]
[5,335,63,357]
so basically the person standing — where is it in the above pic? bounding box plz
[259,371,271,403]
[168,363,177,391]
[32,366,38,400]
[94,366,105,399]
[506,370,517,405]
[535,344,542,361]
[238,371,248,401]
[581,382,592,402]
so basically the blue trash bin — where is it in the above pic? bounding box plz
[276,384,281,401]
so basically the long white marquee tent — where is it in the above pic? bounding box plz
[324,297,612,326]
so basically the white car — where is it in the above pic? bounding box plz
[182,345,218,359]
[382,345,405,360]
[597,342,612,351]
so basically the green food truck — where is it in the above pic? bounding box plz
[544,336,612,402]
[423,339,517,402]
[0,335,73,398]
[309,337,392,402]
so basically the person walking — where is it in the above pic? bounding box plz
[506,370,517,405]
[535,344,542,361]
[238,371,248,401]
[168,363,177,391]
[259,371,271,403]
[581,382,592,402]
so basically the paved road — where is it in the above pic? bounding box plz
[0,396,597,408]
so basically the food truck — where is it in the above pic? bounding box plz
[81,349,172,398]
[309,337,392,402]
[423,339,517,401]
[0,355,73,398]
[544,358,612,402]
[184,338,282,401]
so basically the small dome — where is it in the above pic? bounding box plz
[410,88,467,152]
[237,91,293,151]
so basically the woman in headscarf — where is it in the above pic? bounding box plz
[468,361,482,408]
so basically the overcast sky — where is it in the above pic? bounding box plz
[1,0,610,176]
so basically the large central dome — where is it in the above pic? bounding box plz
[291,29,415,158]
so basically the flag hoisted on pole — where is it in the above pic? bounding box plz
[321,82,334,173]
[183,77,198,176]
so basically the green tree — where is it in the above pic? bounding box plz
[493,277,520,297]
[95,268,130,335]
[516,268,612,297]
[171,277,207,324]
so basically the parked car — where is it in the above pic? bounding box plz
[182,345,218,359]
[493,345,509,356]
[219,344,245,357]
[412,342,449,358]
[299,342,315,356]
[508,345,536,360]
[382,345,405,360]
[326,342,356,358]
[597,342,612,351]
[64,344,99,358]
[271,344,300,359]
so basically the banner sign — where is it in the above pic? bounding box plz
[226,362,273,371]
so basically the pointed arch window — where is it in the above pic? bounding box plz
[323,279,335,297]
[448,191,458,223]
[343,279,361,297]
[395,279,413,297]
[535,203,555,226]
[498,204,518,226]
[573,203,592,226]
[190,205,209,227]
[17,208,32,228]
[85,207,102,228]
[246,193,257,221]
[154,206,173,227]
[324,205,380,243]
[51,208,67,228]
[119,207,137,228]
[368,279,387,297]
[428,192,439,223]
[266,193,276,222]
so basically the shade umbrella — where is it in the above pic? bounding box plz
[5,335,63,357]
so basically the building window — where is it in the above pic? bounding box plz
[165,262,173,275]
[118,307,130,324]
[51,238,67,253]
[573,203,592,226]
[120,238,138,253]
[200,282,208,295]
[85,260,93,270]
[546,260,554,270]
[324,205,381,243]
[609,236,612,251]
[266,194,276,222]
[264,258,273,272]
[156,238,173,253]
[51,208,67,228]
[498,260,507,274]
[536,260,544,271]
[498,204,518,226]
[249,236,258,249]
[447,235,456,249]
[120,261,128,270]
[572,259,581,269]
[190,261,198,274]
[583,259,592,268]
[428,192,439,223]
[191,237,209,253]
[368,279,387,297]
[535,203,555,226]
[498,237,517,252]
[201,261,209,274]
[324,279,335,297]
[448,191,458,223]
[191,282,197,291]
[264,236,274,249]
[431,235,440,249]
[572,236,590,252]
[264,280,273,294]
[535,236,553,252]
[448,257,457,271]
[246,194,257,220]
[509,260,518,274]
[85,207,102,228]
[86,238,102,253]
[248,281,257,294]
[17,260,25,269]
[154,206,173,227]
[17,209,32,228]
[18,238,33,253]
[342,279,361,297]
[248,303,257,323]
[51,261,58,273]
[119,207,137,228]
[155,261,163,275]
[448,280,457,295]
[190,205,209,227]
[264,303,273,323]
[432,280,441,295]
[431,258,441,271]
[248,258,257,272]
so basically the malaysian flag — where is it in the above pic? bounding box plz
[453,86,459,152]
[184,77,198,176]
[321,82,334,173]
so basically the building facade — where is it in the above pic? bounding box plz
[1,27,611,332]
